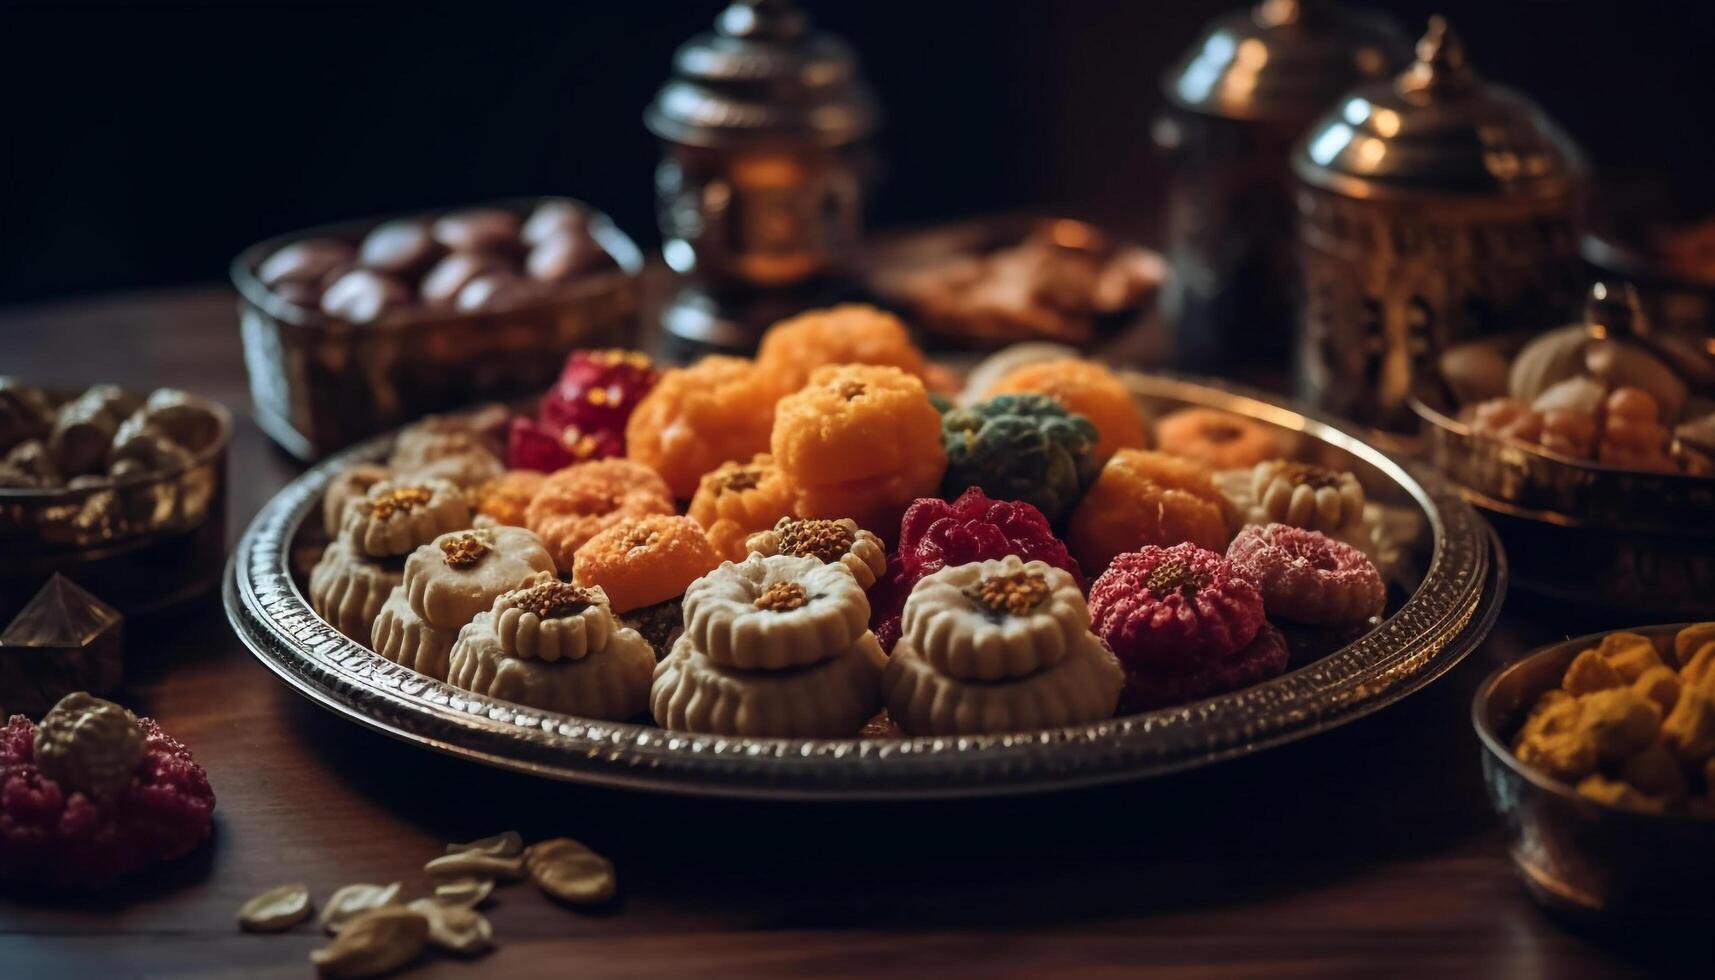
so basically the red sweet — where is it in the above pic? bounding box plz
[1087,543,1264,674]
[0,715,215,889]
[539,349,659,444]
[506,416,623,472]
[869,488,1081,651]
[1120,623,1288,711]
[1226,523,1386,627]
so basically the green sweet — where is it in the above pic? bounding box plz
[940,394,1100,523]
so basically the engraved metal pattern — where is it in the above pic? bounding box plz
[227,376,1500,799]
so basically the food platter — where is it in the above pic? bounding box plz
[225,373,1503,800]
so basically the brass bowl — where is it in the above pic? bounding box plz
[232,196,644,461]
[0,391,231,616]
[1473,626,1715,921]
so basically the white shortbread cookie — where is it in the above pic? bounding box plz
[682,554,869,670]
[650,632,886,738]
[883,631,1123,736]
[491,575,614,662]
[900,556,1088,681]
[342,478,472,557]
[1249,460,1365,534]
[447,610,654,721]
[743,516,887,591]
[307,537,403,643]
[321,463,391,538]
[398,448,505,490]
[371,585,459,680]
[403,526,556,629]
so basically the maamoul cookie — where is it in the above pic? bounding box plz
[524,458,675,569]
[490,576,612,662]
[403,526,556,629]
[1155,408,1281,470]
[625,356,781,499]
[650,632,887,738]
[447,602,655,721]
[371,586,459,680]
[883,558,1121,735]
[984,358,1147,461]
[401,446,506,490]
[686,454,796,563]
[342,478,472,557]
[307,537,403,642]
[468,469,546,527]
[1248,459,1365,534]
[683,554,870,670]
[1226,523,1386,627]
[755,304,929,393]
[939,394,1099,523]
[1066,449,1232,574]
[770,364,946,539]
[572,515,720,613]
[745,516,887,590]
[388,412,503,473]
[322,463,391,538]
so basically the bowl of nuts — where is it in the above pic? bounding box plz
[1473,623,1715,920]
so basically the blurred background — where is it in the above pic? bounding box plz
[3,0,1710,305]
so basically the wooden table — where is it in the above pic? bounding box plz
[0,287,1692,978]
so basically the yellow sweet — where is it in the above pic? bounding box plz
[625,356,782,500]
[1576,688,1662,762]
[1662,686,1715,764]
[1575,775,1666,813]
[572,515,721,614]
[1154,407,1282,470]
[1619,741,1689,800]
[1562,648,1625,695]
[1632,665,1683,714]
[986,359,1146,462]
[469,470,545,527]
[524,459,675,570]
[755,304,929,394]
[1593,631,1664,681]
[1065,449,1231,574]
[1674,622,1715,668]
[686,454,796,563]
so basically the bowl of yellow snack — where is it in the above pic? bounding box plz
[1474,623,1715,919]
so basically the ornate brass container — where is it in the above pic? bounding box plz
[1291,18,1588,429]
[646,0,878,356]
[1155,0,1407,369]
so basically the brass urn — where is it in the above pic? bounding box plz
[1291,17,1588,428]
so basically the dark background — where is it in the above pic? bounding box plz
[2,0,1709,305]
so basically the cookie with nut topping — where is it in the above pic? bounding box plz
[744,516,886,591]
[403,526,556,629]
[342,478,471,557]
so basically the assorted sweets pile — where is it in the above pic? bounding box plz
[310,305,1394,736]
[0,379,222,490]
[0,693,215,889]
[1439,325,1715,474]
[1512,625,1715,815]
[254,200,616,324]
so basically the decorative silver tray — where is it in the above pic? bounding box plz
[225,374,1504,800]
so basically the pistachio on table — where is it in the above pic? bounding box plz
[237,883,314,933]
[526,837,616,906]
[321,881,403,934]
[310,905,429,979]
[445,830,523,858]
[432,876,495,909]
[424,851,526,881]
[407,897,494,956]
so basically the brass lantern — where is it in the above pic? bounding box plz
[646,0,879,356]
[1291,17,1588,428]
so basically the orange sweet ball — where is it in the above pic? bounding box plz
[1067,449,1233,574]
[1154,407,1281,470]
[756,304,929,393]
[572,514,721,613]
[985,359,1147,461]
[770,364,947,539]
[625,356,781,500]
[524,458,675,569]
[687,454,797,562]
[469,470,546,527]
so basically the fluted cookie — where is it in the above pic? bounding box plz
[491,576,613,662]
[342,478,471,557]
[900,556,1088,682]
[447,609,654,720]
[401,447,506,490]
[371,586,459,680]
[683,554,869,671]
[744,517,887,591]
[1249,460,1365,534]
[883,631,1123,736]
[308,537,404,642]
[322,463,392,537]
[650,632,887,738]
[404,526,556,630]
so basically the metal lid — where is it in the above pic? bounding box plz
[645,0,878,149]
[1162,0,1409,124]
[1293,17,1587,199]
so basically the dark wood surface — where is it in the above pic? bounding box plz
[0,287,1691,978]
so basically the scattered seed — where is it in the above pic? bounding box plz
[238,882,313,932]
[445,830,524,858]
[407,897,494,956]
[309,905,428,979]
[526,838,616,906]
[321,881,403,934]
[424,851,526,881]
[432,877,495,908]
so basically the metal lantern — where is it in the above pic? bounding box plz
[1292,17,1588,429]
[645,0,879,356]
[1154,0,1408,370]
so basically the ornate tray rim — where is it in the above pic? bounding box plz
[225,374,1503,800]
